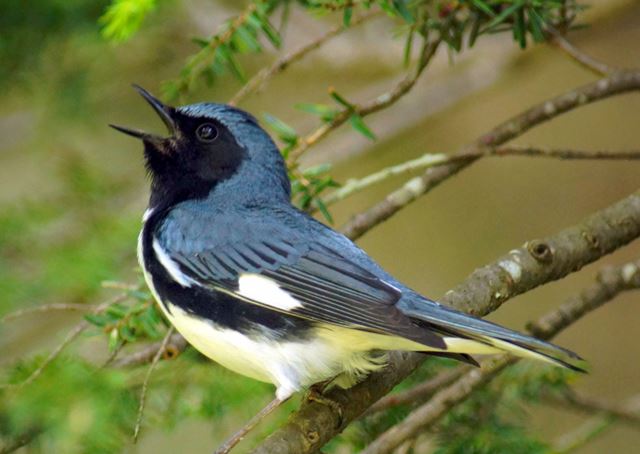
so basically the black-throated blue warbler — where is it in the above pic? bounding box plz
[111,86,583,450]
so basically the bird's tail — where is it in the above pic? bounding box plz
[399,298,585,372]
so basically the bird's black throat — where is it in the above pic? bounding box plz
[143,118,248,212]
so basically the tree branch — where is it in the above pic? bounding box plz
[133,326,175,441]
[1,295,125,389]
[552,393,640,453]
[548,390,640,428]
[251,195,640,453]
[1,303,97,323]
[363,367,467,416]
[340,70,640,240]
[177,2,259,95]
[229,11,380,106]
[112,332,187,368]
[361,259,640,454]
[547,26,616,76]
[287,39,441,164]
[490,145,640,160]
[554,416,613,454]
[320,146,640,209]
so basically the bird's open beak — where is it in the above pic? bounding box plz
[109,85,177,147]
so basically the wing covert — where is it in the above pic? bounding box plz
[159,223,444,348]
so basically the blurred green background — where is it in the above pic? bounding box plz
[1,0,639,452]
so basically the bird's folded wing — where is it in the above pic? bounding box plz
[165,234,445,348]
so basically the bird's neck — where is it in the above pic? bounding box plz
[147,160,291,215]
[148,172,213,214]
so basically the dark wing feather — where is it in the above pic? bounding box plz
[169,237,444,349]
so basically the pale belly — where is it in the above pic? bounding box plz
[165,302,363,398]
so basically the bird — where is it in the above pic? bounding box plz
[111,85,583,452]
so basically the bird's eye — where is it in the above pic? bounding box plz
[196,123,218,142]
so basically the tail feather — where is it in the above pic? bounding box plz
[399,298,586,372]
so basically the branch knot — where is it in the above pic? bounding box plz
[527,240,554,263]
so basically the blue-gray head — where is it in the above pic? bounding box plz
[111,85,290,211]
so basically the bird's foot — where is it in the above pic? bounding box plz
[305,385,344,427]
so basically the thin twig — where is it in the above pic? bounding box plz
[321,153,451,207]
[100,342,125,369]
[491,145,640,160]
[552,394,640,453]
[112,332,188,368]
[101,280,141,291]
[229,11,380,106]
[319,146,640,208]
[133,326,175,442]
[364,367,467,416]
[0,294,126,389]
[1,303,96,323]
[548,390,640,427]
[340,71,640,240]
[361,356,514,454]
[553,415,613,454]
[286,38,441,164]
[547,26,616,76]
[360,259,640,454]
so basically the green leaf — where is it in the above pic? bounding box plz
[392,0,414,24]
[262,113,299,143]
[378,0,397,17]
[471,0,496,17]
[105,304,127,318]
[302,163,332,177]
[468,12,483,47]
[294,103,338,122]
[246,12,264,32]
[514,7,527,48]
[349,114,376,140]
[191,37,210,48]
[85,313,108,327]
[484,1,524,31]
[329,89,354,110]
[315,199,334,224]
[217,43,246,82]
[403,29,415,67]
[343,7,353,26]
[120,325,137,342]
[234,25,262,53]
[139,314,161,339]
[528,8,547,42]
[255,12,281,48]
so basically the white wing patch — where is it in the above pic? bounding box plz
[237,273,303,311]
[152,238,196,287]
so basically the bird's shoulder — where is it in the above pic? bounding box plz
[151,198,393,283]
[155,199,333,251]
